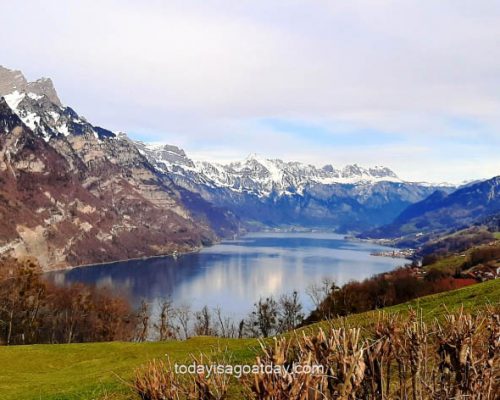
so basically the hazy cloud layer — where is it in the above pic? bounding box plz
[1,0,499,182]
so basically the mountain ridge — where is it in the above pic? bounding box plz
[361,176,500,239]
[136,141,450,231]
[136,141,436,193]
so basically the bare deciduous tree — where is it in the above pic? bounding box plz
[136,300,150,342]
[174,304,191,340]
[214,306,238,338]
[278,290,304,333]
[246,296,279,338]
[306,277,337,319]
[154,298,175,341]
[194,305,214,336]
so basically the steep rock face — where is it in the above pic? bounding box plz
[138,143,445,232]
[362,176,500,238]
[0,110,214,270]
[0,68,238,271]
[0,66,27,95]
[0,66,62,106]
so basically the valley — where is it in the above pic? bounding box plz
[0,65,466,271]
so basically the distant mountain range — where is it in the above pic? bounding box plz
[361,176,500,239]
[1,65,493,270]
[134,141,447,231]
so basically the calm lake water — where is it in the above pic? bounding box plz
[47,232,404,318]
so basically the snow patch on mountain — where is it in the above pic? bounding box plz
[1,66,114,143]
[137,142,404,197]
[4,90,25,111]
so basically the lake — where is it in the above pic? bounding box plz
[47,232,404,318]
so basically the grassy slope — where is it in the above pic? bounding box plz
[0,338,258,400]
[422,239,499,275]
[1,279,499,400]
[424,254,465,274]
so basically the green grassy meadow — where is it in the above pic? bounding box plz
[1,279,499,400]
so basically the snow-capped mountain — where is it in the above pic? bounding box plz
[198,155,402,196]
[135,142,449,231]
[3,89,114,143]
[135,142,402,197]
[0,66,61,106]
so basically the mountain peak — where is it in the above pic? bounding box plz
[342,164,364,177]
[322,164,336,173]
[368,166,399,179]
[0,65,27,95]
[26,77,61,106]
[365,174,500,238]
[136,141,195,170]
[0,66,62,107]
[245,152,262,162]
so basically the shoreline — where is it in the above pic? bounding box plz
[344,235,404,248]
[45,245,207,273]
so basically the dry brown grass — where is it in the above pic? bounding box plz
[134,358,182,400]
[133,308,499,400]
[134,352,231,400]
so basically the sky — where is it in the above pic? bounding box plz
[1,0,499,183]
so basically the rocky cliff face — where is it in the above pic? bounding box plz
[0,66,62,106]
[0,67,238,271]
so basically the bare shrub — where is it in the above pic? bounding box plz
[134,359,181,400]
[432,308,499,399]
[250,337,325,400]
[187,352,231,400]
[246,308,499,400]
[133,351,231,400]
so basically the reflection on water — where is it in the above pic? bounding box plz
[46,233,404,318]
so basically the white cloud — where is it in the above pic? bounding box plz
[1,0,499,182]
